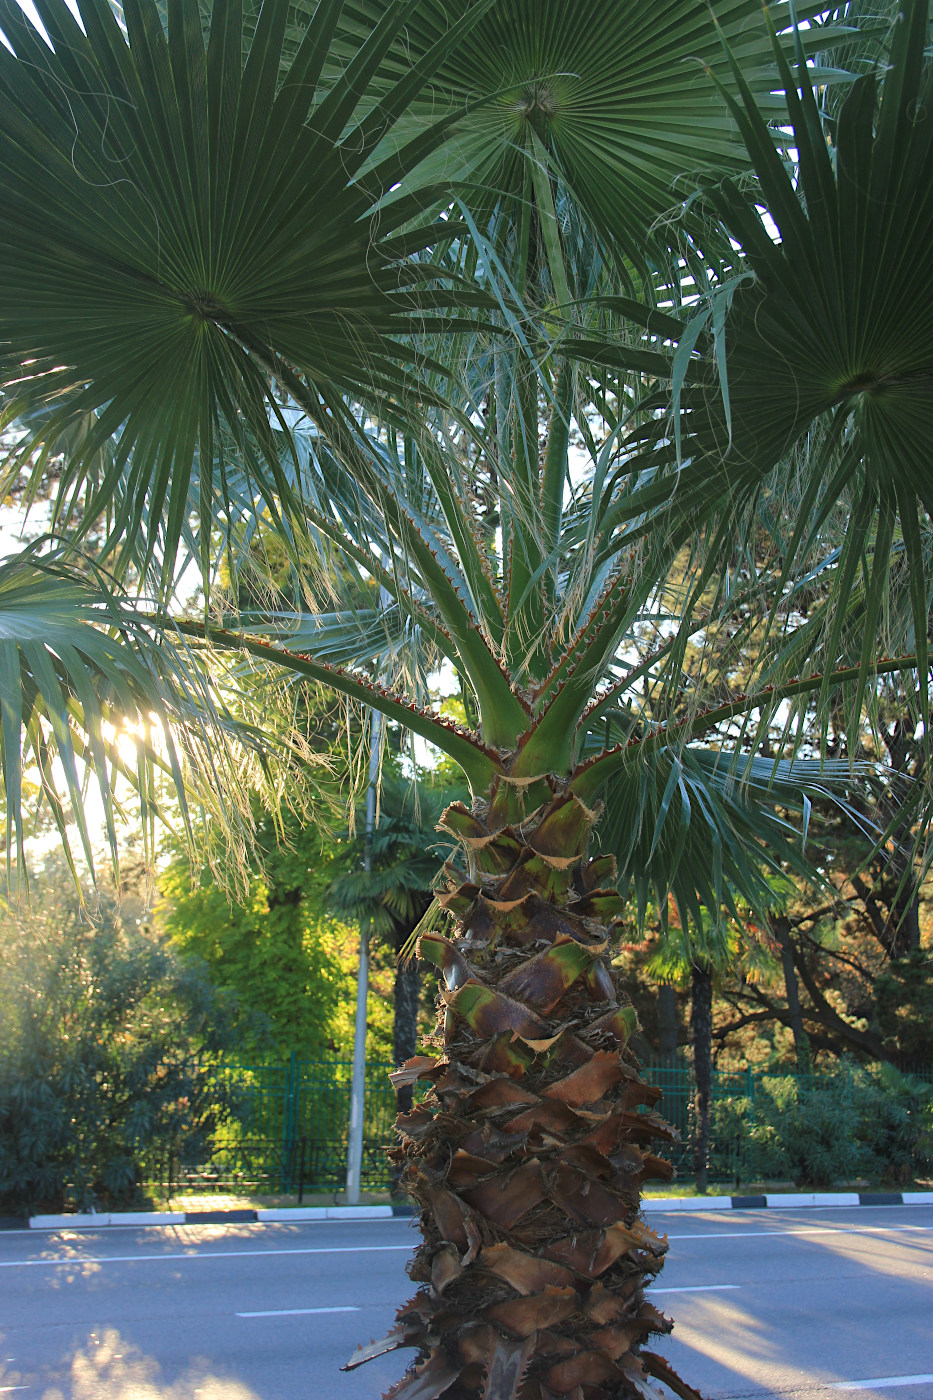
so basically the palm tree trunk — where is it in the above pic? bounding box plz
[393,949,422,1117]
[346,791,698,1400]
[657,983,679,1060]
[690,963,713,1195]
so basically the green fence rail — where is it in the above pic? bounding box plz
[143,1056,932,1196]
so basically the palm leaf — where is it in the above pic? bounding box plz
[168,614,503,791]
[335,0,859,273]
[0,550,287,878]
[576,1,932,735]
[0,0,493,596]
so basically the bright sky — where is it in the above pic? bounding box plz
[6,0,81,46]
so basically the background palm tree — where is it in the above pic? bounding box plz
[328,774,459,1112]
[1,3,931,1399]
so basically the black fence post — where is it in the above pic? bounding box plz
[284,1135,294,1198]
[282,1051,298,1193]
[298,1137,306,1205]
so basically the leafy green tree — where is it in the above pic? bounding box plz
[160,808,365,1059]
[0,855,245,1214]
[1,4,931,1398]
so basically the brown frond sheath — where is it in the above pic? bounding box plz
[641,1352,706,1400]
[345,791,682,1400]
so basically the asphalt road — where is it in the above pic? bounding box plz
[0,1206,930,1400]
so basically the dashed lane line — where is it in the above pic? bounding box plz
[831,1378,933,1391]
[236,1306,361,1318]
[666,1225,932,1242]
[653,1285,741,1293]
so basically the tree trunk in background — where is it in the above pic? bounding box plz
[771,916,811,1072]
[690,963,713,1194]
[890,891,922,958]
[657,982,679,1059]
[393,947,422,1117]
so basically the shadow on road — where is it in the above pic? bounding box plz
[654,1212,933,1398]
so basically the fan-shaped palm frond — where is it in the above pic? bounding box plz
[335,0,859,276]
[0,0,494,594]
[580,0,933,722]
[596,746,880,937]
[328,775,455,937]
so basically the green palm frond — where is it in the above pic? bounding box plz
[0,0,918,936]
[335,0,860,274]
[0,549,296,879]
[232,607,443,702]
[596,746,880,937]
[0,0,493,595]
[755,518,931,693]
[586,0,933,727]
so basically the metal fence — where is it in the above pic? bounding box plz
[143,1056,932,1196]
[645,1060,932,1182]
[145,1057,403,1197]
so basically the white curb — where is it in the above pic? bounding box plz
[765,1192,860,1208]
[111,1211,186,1225]
[30,1210,186,1229]
[254,1206,395,1221]
[326,1206,394,1220]
[643,1196,732,1212]
[30,1212,108,1229]
[26,1204,398,1229]
[23,1192,932,1230]
[256,1207,329,1222]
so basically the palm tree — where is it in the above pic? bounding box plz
[328,774,458,1112]
[1,3,931,1399]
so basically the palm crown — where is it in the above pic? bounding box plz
[1,2,931,1397]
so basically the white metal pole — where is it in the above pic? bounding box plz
[345,704,381,1204]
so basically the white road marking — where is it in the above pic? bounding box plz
[0,1245,412,1268]
[831,1377,933,1390]
[0,1223,928,1269]
[653,1285,740,1293]
[667,1225,932,1242]
[236,1306,360,1318]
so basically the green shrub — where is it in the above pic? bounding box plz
[0,868,248,1213]
[747,1062,933,1187]
[707,1094,752,1181]
[854,1063,933,1186]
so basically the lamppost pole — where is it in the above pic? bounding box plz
[345,703,381,1204]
